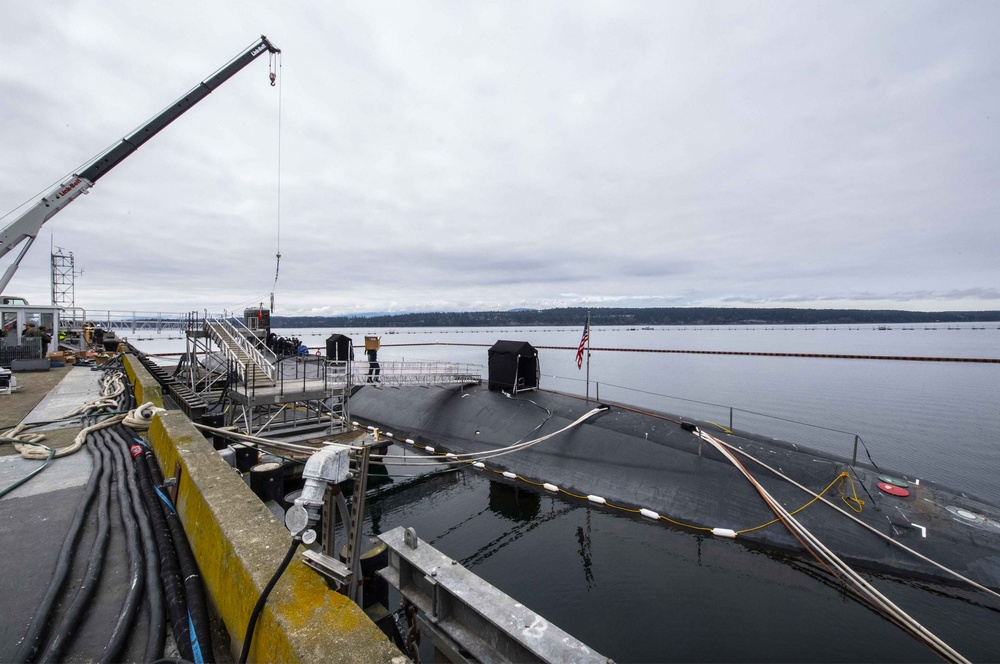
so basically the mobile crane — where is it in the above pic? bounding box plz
[0,35,281,295]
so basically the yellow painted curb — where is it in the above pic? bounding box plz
[123,357,401,662]
[122,353,164,408]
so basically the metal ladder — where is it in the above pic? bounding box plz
[341,445,371,603]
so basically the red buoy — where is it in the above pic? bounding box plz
[877,482,910,497]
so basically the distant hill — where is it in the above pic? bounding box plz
[271,307,1000,328]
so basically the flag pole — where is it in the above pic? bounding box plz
[585,310,591,402]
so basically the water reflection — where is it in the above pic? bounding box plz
[487,481,540,522]
[353,466,1000,662]
[575,510,594,589]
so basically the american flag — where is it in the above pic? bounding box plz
[576,320,589,369]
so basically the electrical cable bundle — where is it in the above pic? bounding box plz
[12,366,214,663]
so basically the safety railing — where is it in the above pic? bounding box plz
[544,373,870,465]
[84,310,192,332]
[205,314,277,384]
[273,357,348,398]
[349,360,482,387]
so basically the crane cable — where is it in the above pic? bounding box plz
[269,50,282,313]
[696,429,970,664]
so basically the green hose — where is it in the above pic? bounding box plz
[0,437,56,498]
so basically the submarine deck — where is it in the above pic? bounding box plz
[348,382,1000,593]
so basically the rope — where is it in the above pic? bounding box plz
[9,369,163,461]
[696,429,970,664]
[735,472,860,535]
[718,434,1000,602]
[123,402,167,430]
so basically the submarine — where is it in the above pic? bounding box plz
[348,340,1000,597]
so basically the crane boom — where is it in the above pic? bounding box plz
[0,35,280,295]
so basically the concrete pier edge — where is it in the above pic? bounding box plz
[124,355,402,663]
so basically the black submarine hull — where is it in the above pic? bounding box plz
[349,382,1000,592]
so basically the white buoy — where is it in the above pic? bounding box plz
[503,471,517,479]
[587,495,606,505]
[473,462,485,469]
[425,446,435,453]
[543,483,559,492]
[446,453,457,459]
[405,439,415,445]
[640,508,660,520]
[712,528,738,538]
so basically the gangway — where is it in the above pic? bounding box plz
[180,321,483,440]
[203,314,277,386]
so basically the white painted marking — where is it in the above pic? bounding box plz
[522,616,548,640]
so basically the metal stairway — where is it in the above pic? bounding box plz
[204,315,277,388]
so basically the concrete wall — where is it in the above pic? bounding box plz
[122,354,163,408]
[125,356,402,663]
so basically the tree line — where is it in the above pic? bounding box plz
[271,307,1000,328]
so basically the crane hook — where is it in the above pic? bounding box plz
[269,52,278,86]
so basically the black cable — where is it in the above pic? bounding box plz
[39,430,113,663]
[115,429,167,662]
[850,465,882,512]
[856,435,881,473]
[131,436,195,663]
[111,361,168,661]
[121,425,214,663]
[98,429,146,663]
[13,419,104,663]
[238,537,301,664]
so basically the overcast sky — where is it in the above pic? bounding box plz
[2,1,998,316]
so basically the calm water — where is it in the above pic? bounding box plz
[134,323,1000,662]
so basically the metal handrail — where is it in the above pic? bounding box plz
[205,314,277,383]
[547,374,869,464]
[227,315,279,365]
[348,360,482,387]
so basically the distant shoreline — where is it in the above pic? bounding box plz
[271,307,1000,328]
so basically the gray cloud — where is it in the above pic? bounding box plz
[2,1,998,316]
